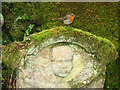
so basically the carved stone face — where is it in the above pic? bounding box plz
[51,46,73,77]
[17,44,106,88]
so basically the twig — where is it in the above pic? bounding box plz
[9,71,13,88]
[12,76,16,88]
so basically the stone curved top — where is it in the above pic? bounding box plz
[29,26,118,64]
[2,26,118,69]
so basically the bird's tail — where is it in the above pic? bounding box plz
[55,18,63,21]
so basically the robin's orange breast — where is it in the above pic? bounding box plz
[70,15,75,22]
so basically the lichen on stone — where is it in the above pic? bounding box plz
[2,26,118,88]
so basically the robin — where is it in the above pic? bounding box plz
[56,13,75,25]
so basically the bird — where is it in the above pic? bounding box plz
[56,13,75,25]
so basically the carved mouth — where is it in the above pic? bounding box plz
[52,65,73,77]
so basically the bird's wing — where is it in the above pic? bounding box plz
[56,14,71,21]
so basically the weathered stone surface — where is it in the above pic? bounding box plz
[17,43,106,88]
[2,26,118,88]
[51,46,73,77]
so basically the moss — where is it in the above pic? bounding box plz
[70,81,85,88]
[2,2,119,88]
[2,41,27,69]
[68,73,96,88]
[2,26,118,70]
[29,26,118,64]
[2,2,119,48]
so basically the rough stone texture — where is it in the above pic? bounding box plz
[2,26,118,88]
[51,46,73,77]
[17,44,106,88]
[52,46,73,61]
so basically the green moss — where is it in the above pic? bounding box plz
[28,26,118,64]
[2,26,118,70]
[70,81,85,88]
[2,2,119,49]
[2,2,119,88]
[2,41,27,69]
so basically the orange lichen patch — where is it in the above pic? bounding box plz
[70,15,75,22]
[49,74,53,78]
[53,30,58,33]
[54,62,57,65]
[41,65,46,68]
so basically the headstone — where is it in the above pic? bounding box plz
[2,26,118,88]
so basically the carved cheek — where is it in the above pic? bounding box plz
[52,60,73,77]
